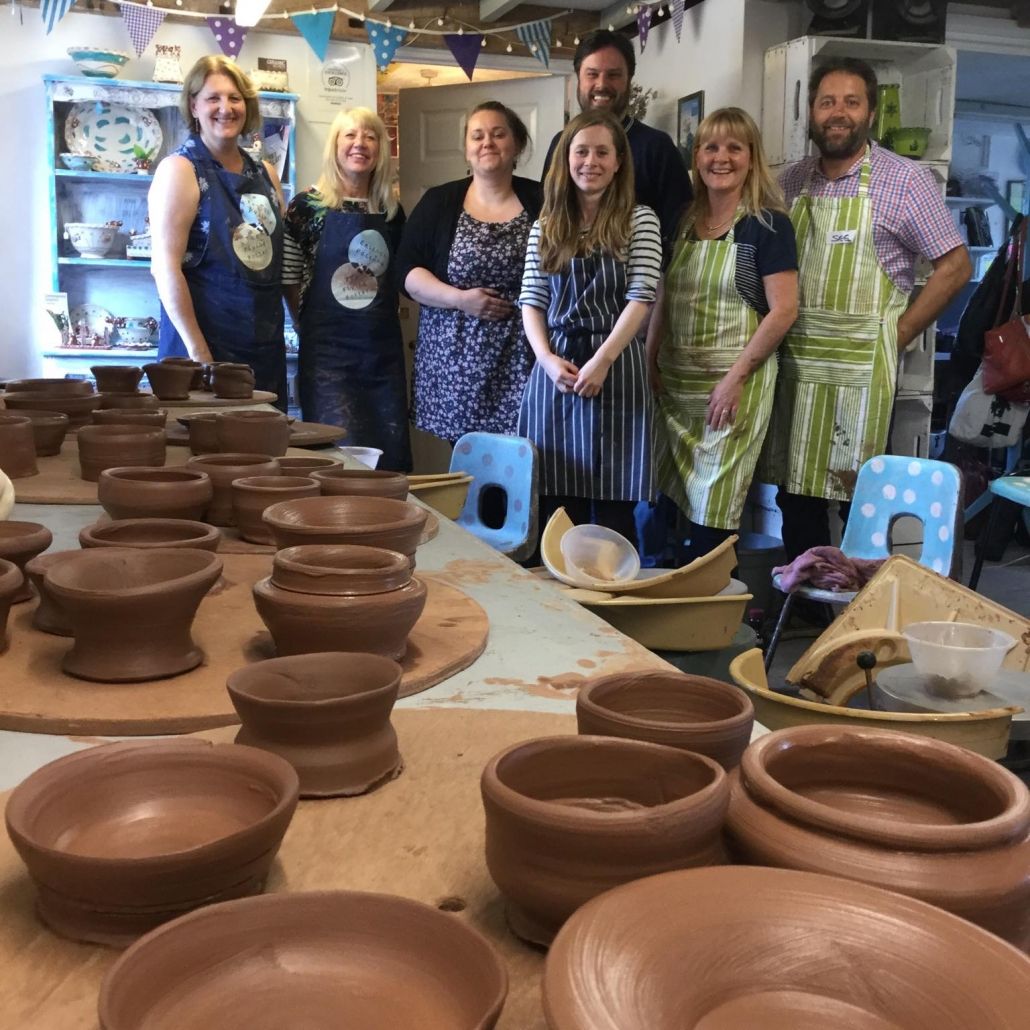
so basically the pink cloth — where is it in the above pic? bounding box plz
[773,546,885,594]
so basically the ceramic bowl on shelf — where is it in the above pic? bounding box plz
[891,126,931,159]
[66,46,130,78]
[58,153,97,172]
[63,222,118,260]
[117,317,158,346]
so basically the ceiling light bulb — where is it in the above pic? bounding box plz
[506,42,512,52]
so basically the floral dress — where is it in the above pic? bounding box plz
[411,210,532,442]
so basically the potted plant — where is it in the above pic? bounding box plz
[132,145,155,174]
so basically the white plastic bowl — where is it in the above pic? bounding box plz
[560,523,640,588]
[337,446,383,469]
[902,621,1016,698]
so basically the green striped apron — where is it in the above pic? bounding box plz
[759,151,908,501]
[655,216,777,529]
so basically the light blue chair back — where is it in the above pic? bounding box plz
[449,432,538,562]
[840,455,963,576]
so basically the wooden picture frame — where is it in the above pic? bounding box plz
[677,91,704,168]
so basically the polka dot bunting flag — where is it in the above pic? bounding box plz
[365,22,408,71]
[207,17,247,59]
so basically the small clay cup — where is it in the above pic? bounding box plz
[4,739,298,946]
[481,735,729,945]
[76,424,165,482]
[227,652,403,797]
[216,410,291,457]
[211,362,255,399]
[0,558,23,651]
[277,456,342,474]
[90,365,143,394]
[576,671,755,770]
[726,725,1030,950]
[97,467,215,521]
[4,378,93,396]
[99,392,160,411]
[46,547,223,681]
[80,518,221,552]
[181,412,219,454]
[91,408,168,429]
[3,390,100,427]
[253,545,427,661]
[311,467,410,500]
[24,549,80,635]
[0,521,53,603]
[10,409,70,456]
[186,453,281,526]
[231,475,320,544]
[160,357,204,391]
[0,414,39,478]
[142,362,194,401]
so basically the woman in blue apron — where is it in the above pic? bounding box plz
[150,56,287,408]
[518,111,662,546]
[283,108,411,472]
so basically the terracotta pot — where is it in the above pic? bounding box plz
[216,410,291,457]
[311,467,410,500]
[277,456,342,474]
[0,521,53,603]
[211,362,255,399]
[480,735,729,945]
[143,362,194,401]
[576,671,755,770]
[186,453,281,526]
[227,651,403,797]
[77,424,166,482]
[80,518,221,552]
[254,545,427,660]
[10,409,70,456]
[0,414,38,479]
[97,467,214,521]
[4,378,93,396]
[263,496,428,567]
[99,392,160,411]
[45,547,223,681]
[3,390,100,427]
[231,475,320,544]
[24,549,80,635]
[91,408,167,428]
[4,739,298,946]
[725,725,1030,949]
[90,365,144,394]
[181,412,219,454]
[160,357,204,391]
[0,558,22,652]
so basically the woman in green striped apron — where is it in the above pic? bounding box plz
[647,108,798,561]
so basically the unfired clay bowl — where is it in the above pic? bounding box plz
[99,392,160,411]
[481,735,729,945]
[97,467,214,521]
[79,518,221,552]
[45,547,223,681]
[98,890,507,1028]
[24,549,80,635]
[231,475,320,544]
[91,366,143,394]
[76,424,165,482]
[4,739,299,947]
[159,357,204,391]
[0,413,38,479]
[10,409,70,456]
[186,453,281,526]
[310,467,410,500]
[277,456,342,474]
[4,378,93,396]
[227,651,403,797]
[576,671,755,770]
[180,412,219,454]
[0,520,53,603]
[726,725,1030,949]
[542,865,1030,1030]
[0,558,22,652]
[3,390,100,427]
[211,362,255,399]
[216,410,291,457]
[91,408,168,428]
[142,362,194,401]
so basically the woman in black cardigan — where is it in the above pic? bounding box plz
[397,101,542,443]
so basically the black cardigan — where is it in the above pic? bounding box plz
[395,175,543,298]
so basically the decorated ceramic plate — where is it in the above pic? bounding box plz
[69,304,112,334]
[64,102,163,173]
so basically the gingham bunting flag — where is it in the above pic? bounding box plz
[516,20,550,69]
[672,0,685,42]
[121,2,166,57]
[40,0,75,35]
[365,22,408,72]
[207,17,247,58]
[637,6,653,52]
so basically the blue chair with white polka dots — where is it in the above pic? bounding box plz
[764,455,963,670]
[449,432,539,563]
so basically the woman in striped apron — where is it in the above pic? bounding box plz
[648,108,798,561]
[518,111,662,546]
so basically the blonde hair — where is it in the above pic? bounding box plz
[315,107,398,218]
[683,107,785,234]
[538,111,636,273]
[181,56,261,137]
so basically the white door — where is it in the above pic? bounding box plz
[398,75,567,472]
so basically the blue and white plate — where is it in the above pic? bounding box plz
[64,101,163,173]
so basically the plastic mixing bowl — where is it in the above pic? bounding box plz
[902,621,1016,698]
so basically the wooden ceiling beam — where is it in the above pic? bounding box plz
[479,0,522,23]
[366,0,398,11]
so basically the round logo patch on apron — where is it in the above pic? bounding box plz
[331,263,379,309]
[232,222,274,271]
[239,192,278,235]
[348,229,390,277]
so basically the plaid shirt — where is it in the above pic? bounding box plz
[780,142,965,295]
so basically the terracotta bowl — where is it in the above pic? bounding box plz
[543,865,1030,1030]
[5,378,93,396]
[97,467,214,521]
[99,392,159,411]
[9,409,69,456]
[91,408,167,428]
[186,453,281,526]
[262,495,428,564]
[76,424,166,482]
[179,412,219,454]
[271,543,411,596]
[0,520,53,603]
[99,890,506,1028]
[211,362,255,399]
[159,357,204,391]
[216,410,291,457]
[576,671,755,770]
[277,456,342,474]
[227,651,403,797]
[4,739,298,947]
[91,365,143,394]
[481,735,729,945]
[311,467,410,500]
[142,362,194,401]
[3,390,100,427]
[80,518,221,552]
[726,724,1030,949]
[45,547,223,681]
[0,413,38,478]
[0,558,22,652]
[24,549,80,635]
[231,475,320,544]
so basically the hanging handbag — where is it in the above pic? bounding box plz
[949,364,1030,448]
[982,220,1030,403]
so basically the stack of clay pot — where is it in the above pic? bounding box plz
[3,378,101,427]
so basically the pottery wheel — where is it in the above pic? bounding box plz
[165,419,347,448]
[0,708,574,1030]
[0,555,489,734]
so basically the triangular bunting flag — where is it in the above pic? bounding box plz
[121,1,166,58]
[291,11,336,62]
[444,33,483,81]
[365,22,408,72]
[672,0,685,42]
[40,0,74,35]
[207,17,247,59]
[637,6,653,52]
[516,20,551,69]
